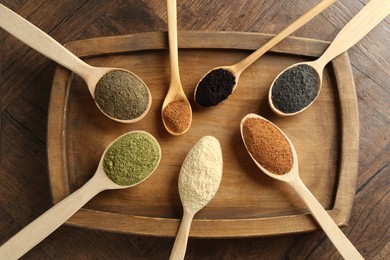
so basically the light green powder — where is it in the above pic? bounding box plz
[103,132,160,186]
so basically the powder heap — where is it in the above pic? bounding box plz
[94,70,150,120]
[271,64,319,113]
[162,100,191,134]
[179,136,223,213]
[103,131,160,186]
[195,68,236,107]
[242,117,293,175]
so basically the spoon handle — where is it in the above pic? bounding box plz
[0,174,105,259]
[169,210,194,260]
[0,4,94,80]
[233,0,337,73]
[167,0,182,87]
[289,177,363,260]
[315,0,390,69]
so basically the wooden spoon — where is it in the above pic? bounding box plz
[0,4,151,123]
[240,114,363,260]
[269,0,390,116]
[162,0,192,135]
[0,131,161,259]
[193,0,337,107]
[170,136,223,260]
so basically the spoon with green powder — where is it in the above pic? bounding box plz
[0,4,151,123]
[162,0,192,135]
[269,0,390,116]
[170,136,223,260]
[193,0,336,107]
[240,114,363,260]
[0,131,161,259]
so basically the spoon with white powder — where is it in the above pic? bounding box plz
[170,136,223,260]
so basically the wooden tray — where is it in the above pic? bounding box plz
[47,31,359,237]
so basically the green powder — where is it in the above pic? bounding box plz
[95,70,149,120]
[103,132,160,186]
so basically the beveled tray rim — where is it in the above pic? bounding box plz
[47,31,359,238]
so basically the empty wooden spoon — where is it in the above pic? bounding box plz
[0,4,151,123]
[240,114,363,260]
[161,0,192,135]
[193,0,337,107]
[0,131,161,259]
[269,0,390,116]
[170,136,223,260]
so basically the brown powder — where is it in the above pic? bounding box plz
[162,100,191,133]
[242,117,293,175]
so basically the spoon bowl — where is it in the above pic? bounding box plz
[0,131,161,259]
[162,0,192,135]
[91,68,152,123]
[193,0,336,107]
[268,61,323,116]
[161,87,192,135]
[269,0,390,116]
[240,113,363,259]
[193,65,240,107]
[0,4,152,123]
[240,114,299,181]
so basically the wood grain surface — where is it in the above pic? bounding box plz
[0,0,389,259]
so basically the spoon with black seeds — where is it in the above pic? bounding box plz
[193,0,336,107]
[269,0,390,116]
[0,4,152,123]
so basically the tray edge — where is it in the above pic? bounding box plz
[47,31,359,237]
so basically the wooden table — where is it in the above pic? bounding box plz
[0,0,388,259]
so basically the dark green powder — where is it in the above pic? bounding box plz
[95,70,149,120]
[103,132,160,186]
[271,64,319,113]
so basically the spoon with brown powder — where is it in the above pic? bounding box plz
[193,0,336,107]
[240,114,363,260]
[269,0,390,116]
[0,131,161,259]
[161,0,192,135]
[0,4,151,123]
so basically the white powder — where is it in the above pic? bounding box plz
[178,136,223,213]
